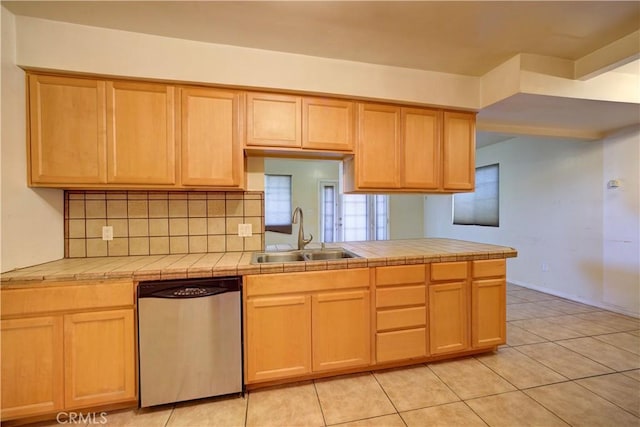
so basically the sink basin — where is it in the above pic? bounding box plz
[251,248,359,264]
[303,249,358,261]
[252,252,305,263]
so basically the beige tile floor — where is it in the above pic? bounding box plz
[31,283,639,427]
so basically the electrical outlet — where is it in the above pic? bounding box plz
[238,223,252,237]
[541,262,549,272]
[102,226,114,241]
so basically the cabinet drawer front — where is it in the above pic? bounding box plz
[472,259,505,278]
[431,262,467,281]
[376,285,425,308]
[245,268,369,296]
[376,265,425,286]
[377,307,426,331]
[377,328,426,363]
[1,280,134,317]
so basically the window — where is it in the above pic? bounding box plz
[265,174,292,233]
[320,182,389,242]
[320,182,337,243]
[453,164,499,227]
[342,194,389,241]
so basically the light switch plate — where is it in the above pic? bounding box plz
[238,223,252,237]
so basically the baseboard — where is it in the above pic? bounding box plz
[507,279,640,319]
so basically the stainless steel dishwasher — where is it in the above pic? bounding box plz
[137,276,242,407]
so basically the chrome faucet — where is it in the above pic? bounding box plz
[292,207,313,250]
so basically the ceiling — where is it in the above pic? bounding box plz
[4,1,640,145]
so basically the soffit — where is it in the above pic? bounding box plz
[4,1,639,76]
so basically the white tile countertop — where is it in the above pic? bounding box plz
[0,238,517,285]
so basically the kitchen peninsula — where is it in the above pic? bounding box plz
[1,238,516,422]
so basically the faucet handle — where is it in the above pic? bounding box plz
[303,234,313,245]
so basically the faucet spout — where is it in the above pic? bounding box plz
[292,207,313,250]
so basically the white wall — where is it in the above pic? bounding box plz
[389,195,425,239]
[1,7,64,273]
[425,129,640,316]
[602,126,640,313]
[14,15,478,110]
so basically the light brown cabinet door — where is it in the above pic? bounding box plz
[356,103,401,188]
[28,75,107,185]
[443,111,475,191]
[64,309,135,408]
[1,316,64,420]
[180,87,244,187]
[302,98,354,151]
[246,92,301,148]
[472,279,506,348]
[245,295,312,382]
[401,108,441,189]
[312,290,370,372]
[428,281,469,355]
[107,81,175,184]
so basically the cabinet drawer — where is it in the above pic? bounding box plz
[376,265,425,286]
[377,328,426,363]
[431,262,467,281]
[376,285,425,308]
[1,280,134,317]
[472,259,505,278]
[377,307,426,331]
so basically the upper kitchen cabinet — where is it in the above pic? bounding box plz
[245,92,354,155]
[402,108,442,189]
[442,111,476,191]
[106,81,176,185]
[344,103,475,193]
[179,87,244,188]
[246,92,301,148]
[28,75,107,185]
[348,103,401,189]
[302,97,354,151]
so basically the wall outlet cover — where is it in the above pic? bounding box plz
[238,223,252,237]
[102,226,114,241]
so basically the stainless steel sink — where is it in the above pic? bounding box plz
[303,249,358,261]
[251,248,359,264]
[252,252,306,263]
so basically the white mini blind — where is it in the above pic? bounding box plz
[265,175,292,232]
[453,164,499,227]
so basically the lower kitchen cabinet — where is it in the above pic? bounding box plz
[375,264,427,363]
[471,259,507,348]
[245,294,312,382]
[244,269,370,384]
[377,327,426,363]
[1,316,64,419]
[64,309,136,408]
[312,290,370,372]
[0,280,136,422]
[428,281,470,355]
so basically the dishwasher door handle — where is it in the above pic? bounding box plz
[148,286,233,299]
